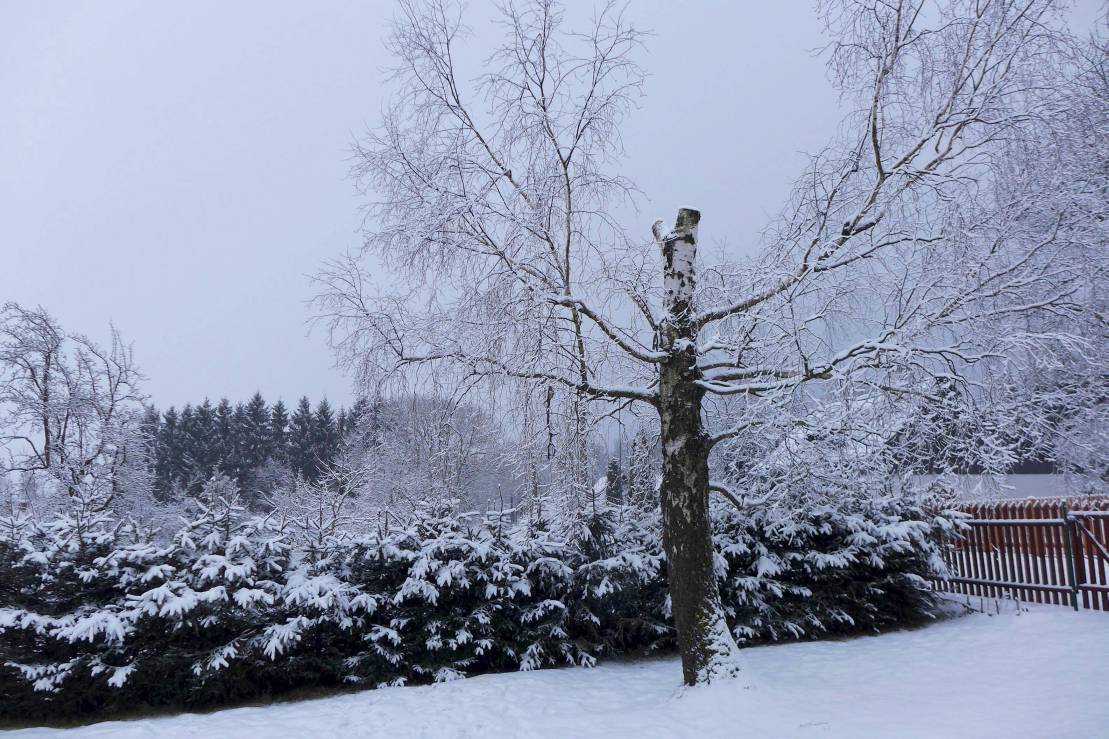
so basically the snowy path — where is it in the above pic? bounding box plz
[7,606,1107,739]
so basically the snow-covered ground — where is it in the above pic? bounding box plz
[7,603,1107,739]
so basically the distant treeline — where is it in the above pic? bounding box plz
[142,394,379,503]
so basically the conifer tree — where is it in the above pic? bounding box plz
[224,402,259,500]
[269,400,290,465]
[288,397,315,479]
[312,399,338,476]
[154,407,180,500]
[215,399,236,479]
[177,404,199,492]
[241,393,271,470]
[345,396,383,449]
[140,405,160,450]
[189,399,218,486]
[230,403,250,483]
[604,459,624,506]
[626,433,655,509]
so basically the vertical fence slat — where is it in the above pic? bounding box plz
[1028,501,1045,604]
[1049,501,1063,606]
[1097,508,1109,611]
[994,503,1008,601]
[1071,506,1089,610]
[1000,503,1015,602]
[989,505,1006,599]
[1005,503,1022,603]
[1095,497,1107,613]
[1016,503,1035,603]
[1029,501,1055,603]
[954,528,968,597]
[1013,505,1031,603]
[972,508,989,599]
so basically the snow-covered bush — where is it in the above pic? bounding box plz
[0,496,160,714]
[0,477,952,720]
[715,496,957,643]
[564,506,670,656]
[341,506,539,684]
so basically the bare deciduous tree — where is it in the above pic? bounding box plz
[0,303,147,515]
[316,0,1103,684]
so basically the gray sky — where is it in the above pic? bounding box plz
[2,1,1100,410]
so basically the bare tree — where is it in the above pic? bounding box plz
[271,456,369,555]
[316,0,1101,684]
[0,303,147,515]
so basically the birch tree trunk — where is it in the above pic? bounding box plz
[656,208,739,685]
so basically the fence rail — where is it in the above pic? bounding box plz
[934,496,1109,611]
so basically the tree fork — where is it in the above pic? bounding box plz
[656,208,739,685]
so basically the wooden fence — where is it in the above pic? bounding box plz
[935,496,1109,611]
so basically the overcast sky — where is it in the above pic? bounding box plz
[1,1,1101,410]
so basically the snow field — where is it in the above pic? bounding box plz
[7,604,1107,739]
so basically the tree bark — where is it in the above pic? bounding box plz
[656,208,739,685]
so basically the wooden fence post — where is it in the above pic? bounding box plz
[1061,504,1080,612]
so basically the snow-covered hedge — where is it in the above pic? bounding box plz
[0,481,957,720]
